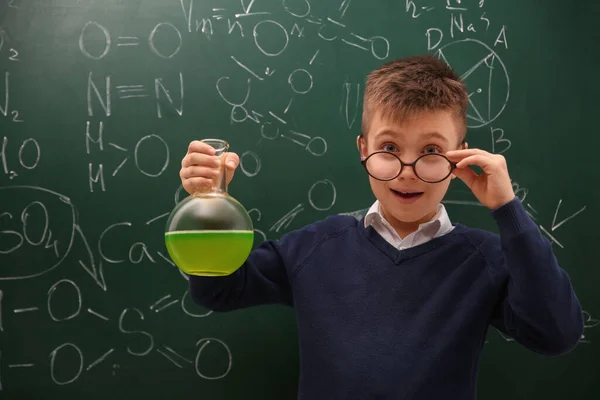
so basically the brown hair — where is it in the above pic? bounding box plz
[362,54,469,143]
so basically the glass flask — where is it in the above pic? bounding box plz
[164,139,254,276]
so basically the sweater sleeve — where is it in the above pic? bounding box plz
[487,197,584,356]
[187,220,324,312]
[188,238,293,312]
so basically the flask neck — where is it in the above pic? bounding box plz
[213,154,228,194]
[194,139,229,196]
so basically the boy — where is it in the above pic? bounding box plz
[179,54,583,399]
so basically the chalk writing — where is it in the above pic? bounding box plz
[1,137,39,180]
[0,72,23,123]
[0,187,76,280]
[86,121,171,192]
[0,2,594,396]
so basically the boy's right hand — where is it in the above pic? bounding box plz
[180,140,240,195]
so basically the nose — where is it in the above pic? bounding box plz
[398,162,418,180]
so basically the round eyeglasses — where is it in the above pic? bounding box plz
[361,151,456,183]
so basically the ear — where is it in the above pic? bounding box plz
[357,135,367,159]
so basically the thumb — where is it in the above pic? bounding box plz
[225,152,240,170]
[451,166,478,189]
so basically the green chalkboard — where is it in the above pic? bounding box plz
[1,0,598,399]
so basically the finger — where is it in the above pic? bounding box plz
[181,166,220,180]
[445,148,493,160]
[182,153,221,168]
[455,155,496,172]
[225,152,240,170]
[182,177,215,195]
[451,166,479,189]
[187,140,217,156]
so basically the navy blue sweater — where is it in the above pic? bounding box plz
[189,198,583,399]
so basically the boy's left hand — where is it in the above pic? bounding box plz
[445,149,515,210]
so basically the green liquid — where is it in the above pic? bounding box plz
[165,230,254,276]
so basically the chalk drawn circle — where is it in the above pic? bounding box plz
[283,0,311,18]
[47,279,82,322]
[148,22,182,59]
[231,105,249,123]
[181,290,213,318]
[370,36,390,60]
[260,123,279,140]
[19,138,41,170]
[308,179,336,211]
[49,343,84,385]
[306,137,327,156]
[79,21,110,60]
[288,69,313,95]
[134,134,170,177]
[0,186,76,281]
[253,20,289,57]
[240,151,261,177]
[195,338,233,380]
[435,39,510,128]
[216,76,251,107]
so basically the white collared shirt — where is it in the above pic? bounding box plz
[364,201,454,250]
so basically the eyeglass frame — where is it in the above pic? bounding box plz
[360,151,457,183]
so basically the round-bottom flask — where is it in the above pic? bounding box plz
[164,139,254,276]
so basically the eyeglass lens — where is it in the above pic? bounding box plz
[365,153,452,182]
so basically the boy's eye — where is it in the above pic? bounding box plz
[424,145,442,154]
[382,143,398,152]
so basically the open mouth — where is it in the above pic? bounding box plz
[391,189,424,201]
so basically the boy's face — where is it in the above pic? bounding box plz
[357,110,464,232]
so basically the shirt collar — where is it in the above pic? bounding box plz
[364,200,452,238]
